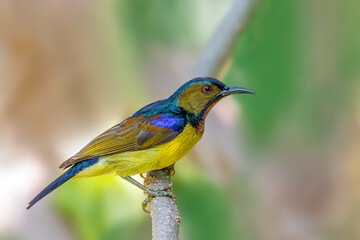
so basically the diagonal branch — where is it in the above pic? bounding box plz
[193,0,260,78]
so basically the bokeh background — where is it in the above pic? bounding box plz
[1,0,360,239]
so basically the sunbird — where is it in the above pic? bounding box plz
[27,77,255,209]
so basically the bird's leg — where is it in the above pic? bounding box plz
[122,176,175,212]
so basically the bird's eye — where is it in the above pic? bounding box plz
[202,85,212,94]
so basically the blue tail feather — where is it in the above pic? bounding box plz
[27,158,99,209]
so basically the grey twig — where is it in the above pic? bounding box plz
[144,169,180,240]
[145,1,259,239]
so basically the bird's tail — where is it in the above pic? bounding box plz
[27,158,99,209]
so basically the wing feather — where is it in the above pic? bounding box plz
[60,115,185,169]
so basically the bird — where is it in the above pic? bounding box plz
[27,77,255,209]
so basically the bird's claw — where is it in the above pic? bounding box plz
[142,197,152,213]
[164,165,176,176]
[142,187,176,213]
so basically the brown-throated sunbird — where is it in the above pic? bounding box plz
[27,77,255,209]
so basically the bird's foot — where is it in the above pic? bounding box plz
[142,187,176,213]
[163,164,175,176]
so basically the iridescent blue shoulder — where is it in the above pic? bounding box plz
[147,114,185,132]
[123,113,186,132]
[127,99,187,131]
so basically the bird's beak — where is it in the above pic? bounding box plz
[218,86,256,97]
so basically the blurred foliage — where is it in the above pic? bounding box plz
[177,181,232,240]
[175,160,234,240]
[119,0,194,48]
[226,0,303,148]
[338,0,360,80]
[55,177,150,240]
[227,0,360,149]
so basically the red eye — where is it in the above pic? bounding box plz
[202,85,212,94]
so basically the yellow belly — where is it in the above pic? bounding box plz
[75,124,202,178]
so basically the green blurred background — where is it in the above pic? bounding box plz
[1,0,359,239]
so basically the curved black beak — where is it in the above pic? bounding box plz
[218,86,256,97]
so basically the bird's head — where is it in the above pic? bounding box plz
[170,77,255,127]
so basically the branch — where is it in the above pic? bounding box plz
[192,0,260,78]
[145,1,259,239]
[144,169,180,240]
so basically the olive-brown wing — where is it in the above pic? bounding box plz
[59,118,181,169]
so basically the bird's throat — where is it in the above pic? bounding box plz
[186,99,219,134]
[186,113,204,133]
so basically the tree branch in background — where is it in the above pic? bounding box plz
[145,1,260,239]
[193,0,260,78]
